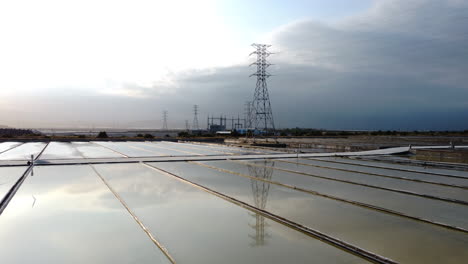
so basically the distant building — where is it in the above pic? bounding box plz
[209,124,226,133]
[215,131,231,135]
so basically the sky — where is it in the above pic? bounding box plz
[0,0,467,130]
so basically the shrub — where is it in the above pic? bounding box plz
[178,131,190,137]
[97,131,108,138]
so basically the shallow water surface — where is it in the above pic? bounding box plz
[0,142,47,160]
[94,162,368,264]
[0,166,27,200]
[0,165,170,264]
[150,161,468,264]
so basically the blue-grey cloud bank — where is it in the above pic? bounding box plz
[165,0,468,130]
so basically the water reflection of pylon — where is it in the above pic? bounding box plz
[247,161,274,246]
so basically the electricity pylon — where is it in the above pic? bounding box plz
[193,105,199,130]
[250,44,275,135]
[162,110,168,130]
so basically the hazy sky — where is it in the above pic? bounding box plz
[1,0,467,130]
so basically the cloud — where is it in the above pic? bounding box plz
[262,0,468,130]
[171,0,468,130]
[2,0,467,130]
[273,1,468,79]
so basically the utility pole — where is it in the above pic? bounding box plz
[193,105,199,130]
[185,120,190,131]
[250,43,275,135]
[162,110,168,130]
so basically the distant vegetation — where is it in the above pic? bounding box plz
[136,133,154,139]
[96,131,108,138]
[178,131,190,137]
[277,128,468,137]
[0,128,38,137]
[0,128,467,142]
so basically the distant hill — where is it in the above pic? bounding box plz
[0,125,9,128]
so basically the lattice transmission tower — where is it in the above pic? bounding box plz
[162,110,168,130]
[192,105,199,130]
[250,43,275,134]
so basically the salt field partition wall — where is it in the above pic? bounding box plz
[0,141,467,263]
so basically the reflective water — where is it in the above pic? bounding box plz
[93,163,367,264]
[40,142,84,159]
[161,141,236,155]
[0,142,47,160]
[274,159,468,202]
[191,143,281,155]
[201,160,468,229]
[298,158,468,186]
[133,142,202,156]
[0,142,22,153]
[96,141,163,157]
[150,161,468,264]
[71,142,124,158]
[0,165,170,264]
[167,142,266,155]
[379,154,468,166]
[316,157,468,178]
[0,166,26,200]
[151,141,219,155]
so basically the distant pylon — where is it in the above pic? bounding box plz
[250,43,275,134]
[244,101,254,129]
[185,120,190,131]
[162,110,168,130]
[193,105,199,130]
